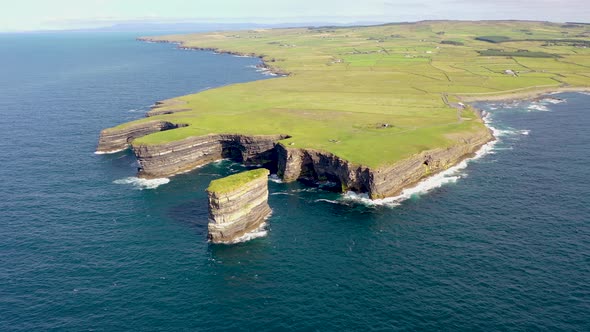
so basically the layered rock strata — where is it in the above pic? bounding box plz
[96,120,184,153]
[147,100,191,117]
[276,128,493,199]
[132,134,289,178]
[207,169,271,244]
[97,108,493,199]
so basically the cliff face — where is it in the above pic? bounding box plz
[97,105,492,199]
[132,134,289,178]
[207,169,271,244]
[96,120,182,153]
[277,128,493,199]
[366,130,493,198]
[276,144,372,193]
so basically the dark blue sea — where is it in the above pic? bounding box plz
[1,32,589,331]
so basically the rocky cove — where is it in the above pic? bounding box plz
[96,110,494,199]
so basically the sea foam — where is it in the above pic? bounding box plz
[94,148,126,155]
[226,222,269,244]
[268,174,283,183]
[337,112,500,207]
[113,177,170,190]
[527,103,550,112]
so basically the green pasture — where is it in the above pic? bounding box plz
[106,21,590,168]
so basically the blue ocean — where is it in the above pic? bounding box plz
[1,32,589,331]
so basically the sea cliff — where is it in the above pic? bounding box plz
[207,169,272,243]
[97,114,493,198]
[131,133,289,178]
[276,127,492,198]
[96,120,184,153]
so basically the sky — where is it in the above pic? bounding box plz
[0,0,588,32]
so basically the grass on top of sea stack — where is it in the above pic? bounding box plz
[111,21,589,168]
[207,168,269,195]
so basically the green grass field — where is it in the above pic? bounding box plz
[207,168,269,194]
[108,21,590,168]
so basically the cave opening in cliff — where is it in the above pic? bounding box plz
[221,145,244,162]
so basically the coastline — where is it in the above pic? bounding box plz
[137,37,291,77]
[101,35,589,201]
[458,86,590,102]
[345,111,498,206]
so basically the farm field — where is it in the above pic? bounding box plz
[108,21,590,168]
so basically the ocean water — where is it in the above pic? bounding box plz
[1,33,589,331]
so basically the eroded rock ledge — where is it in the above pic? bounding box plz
[96,120,185,153]
[132,133,290,178]
[97,117,492,199]
[207,169,271,244]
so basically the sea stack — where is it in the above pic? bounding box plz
[206,168,272,244]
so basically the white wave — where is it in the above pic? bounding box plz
[541,98,565,104]
[493,128,530,137]
[494,129,527,137]
[113,177,170,190]
[270,192,295,196]
[527,103,550,112]
[268,174,283,183]
[247,64,280,76]
[315,198,344,205]
[342,112,499,207]
[94,148,126,155]
[226,222,268,244]
[291,188,319,193]
[211,159,228,166]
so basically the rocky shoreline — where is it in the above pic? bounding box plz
[97,111,493,199]
[95,36,509,200]
[137,37,291,77]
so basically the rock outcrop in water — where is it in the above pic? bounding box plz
[207,169,271,244]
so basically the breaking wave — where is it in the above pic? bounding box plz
[247,64,279,76]
[271,192,295,196]
[226,222,269,244]
[268,174,283,183]
[540,98,565,105]
[336,112,500,207]
[113,177,170,190]
[527,104,550,112]
[314,198,342,205]
[94,148,126,155]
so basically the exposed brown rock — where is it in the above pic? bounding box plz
[97,110,493,200]
[132,134,289,178]
[207,169,271,244]
[276,128,493,199]
[96,120,182,153]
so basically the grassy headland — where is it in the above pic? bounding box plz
[109,21,590,168]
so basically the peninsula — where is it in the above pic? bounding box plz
[98,21,590,199]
